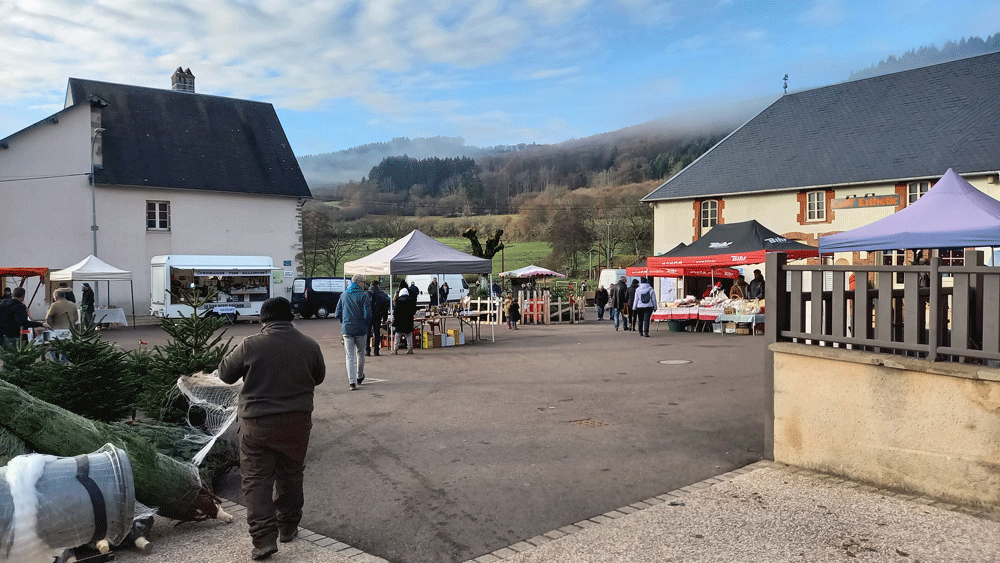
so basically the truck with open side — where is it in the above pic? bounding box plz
[150,255,277,321]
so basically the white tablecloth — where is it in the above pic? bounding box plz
[95,308,128,326]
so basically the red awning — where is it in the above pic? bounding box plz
[627,265,740,279]
[648,248,817,268]
[0,267,49,278]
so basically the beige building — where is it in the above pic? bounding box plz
[642,52,1000,274]
[0,69,311,319]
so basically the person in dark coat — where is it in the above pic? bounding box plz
[625,279,640,332]
[428,278,439,307]
[217,297,325,560]
[392,288,417,354]
[609,277,629,331]
[439,282,450,305]
[57,282,76,303]
[80,283,95,327]
[408,282,420,307]
[1,288,11,301]
[747,269,765,299]
[366,280,391,356]
[1,287,49,347]
[595,285,609,321]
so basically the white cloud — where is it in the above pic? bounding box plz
[799,0,847,27]
[525,67,580,80]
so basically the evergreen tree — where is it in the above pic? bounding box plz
[139,287,233,421]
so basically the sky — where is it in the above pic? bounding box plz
[1,0,997,157]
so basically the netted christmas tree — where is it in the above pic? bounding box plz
[138,287,233,422]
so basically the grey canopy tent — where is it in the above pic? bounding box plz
[343,230,495,341]
[49,255,136,327]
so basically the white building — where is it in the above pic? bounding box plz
[1,69,312,319]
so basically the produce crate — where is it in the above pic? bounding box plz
[736,327,751,335]
[724,322,737,334]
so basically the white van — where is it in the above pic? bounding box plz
[151,255,277,320]
[597,269,639,291]
[404,274,470,305]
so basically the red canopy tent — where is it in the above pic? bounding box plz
[649,220,818,268]
[0,267,49,308]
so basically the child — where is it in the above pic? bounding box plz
[506,296,521,330]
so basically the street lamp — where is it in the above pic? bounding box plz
[91,127,105,303]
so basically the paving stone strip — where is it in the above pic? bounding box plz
[205,460,999,563]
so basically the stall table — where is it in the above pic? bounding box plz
[714,313,765,335]
[94,307,128,327]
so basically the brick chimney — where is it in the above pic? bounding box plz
[171,67,195,93]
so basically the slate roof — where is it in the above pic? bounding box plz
[643,52,1000,202]
[66,78,311,198]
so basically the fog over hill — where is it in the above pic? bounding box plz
[297,33,999,190]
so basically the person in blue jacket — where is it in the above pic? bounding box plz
[334,274,371,390]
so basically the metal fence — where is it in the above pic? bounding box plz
[765,251,1000,363]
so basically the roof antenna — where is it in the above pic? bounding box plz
[783,74,789,95]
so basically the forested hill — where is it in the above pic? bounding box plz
[849,33,999,80]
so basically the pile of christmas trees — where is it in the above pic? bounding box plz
[0,288,238,522]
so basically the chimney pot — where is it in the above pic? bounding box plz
[171,67,195,93]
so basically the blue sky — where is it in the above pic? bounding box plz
[1,1,997,156]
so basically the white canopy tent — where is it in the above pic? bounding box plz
[50,255,136,326]
[344,230,495,341]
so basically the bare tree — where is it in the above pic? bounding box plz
[300,207,364,277]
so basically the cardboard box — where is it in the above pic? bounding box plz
[736,327,751,335]
[724,322,737,334]
[433,334,442,348]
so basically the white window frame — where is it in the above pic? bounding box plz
[882,249,905,284]
[147,201,170,231]
[806,190,826,221]
[907,181,929,204]
[700,200,718,229]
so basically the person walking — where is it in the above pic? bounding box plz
[625,279,640,332]
[1,287,49,348]
[334,274,371,390]
[80,282,95,327]
[747,269,765,299]
[217,297,325,560]
[392,287,416,354]
[366,280,391,357]
[609,276,628,331]
[428,278,439,307]
[595,285,609,321]
[632,277,657,337]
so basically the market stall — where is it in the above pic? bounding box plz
[0,267,49,311]
[344,230,494,344]
[50,255,136,327]
[497,265,570,324]
[649,220,818,335]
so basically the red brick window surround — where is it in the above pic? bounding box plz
[692,198,724,241]
[796,189,835,225]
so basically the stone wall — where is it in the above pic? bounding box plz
[770,342,1000,511]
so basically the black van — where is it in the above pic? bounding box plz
[291,277,346,318]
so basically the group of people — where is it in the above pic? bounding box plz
[426,277,451,307]
[0,282,96,348]
[593,276,658,336]
[702,270,766,300]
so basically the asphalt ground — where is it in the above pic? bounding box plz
[105,315,766,563]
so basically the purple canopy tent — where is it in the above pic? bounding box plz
[819,169,1000,252]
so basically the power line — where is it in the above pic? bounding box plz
[0,172,91,183]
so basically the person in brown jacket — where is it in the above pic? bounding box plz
[46,288,79,330]
[218,297,326,560]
